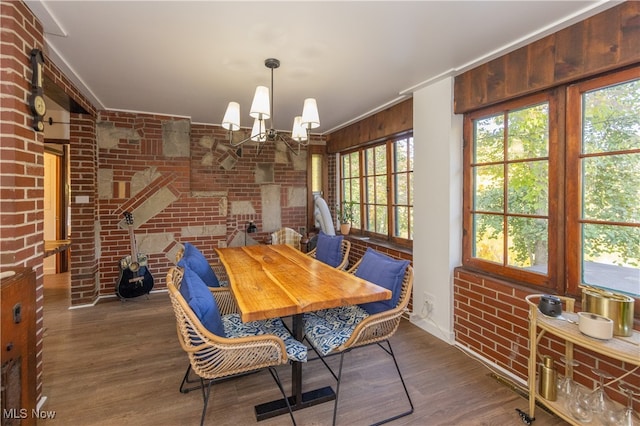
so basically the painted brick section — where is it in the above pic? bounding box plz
[454,267,640,410]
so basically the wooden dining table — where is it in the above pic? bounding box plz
[215,243,392,421]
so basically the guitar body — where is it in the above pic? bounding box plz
[116,258,154,299]
[116,212,154,299]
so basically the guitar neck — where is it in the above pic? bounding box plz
[128,224,138,261]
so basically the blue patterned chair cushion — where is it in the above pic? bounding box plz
[315,232,344,267]
[178,242,220,287]
[356,248,410,315]
[222,314,307,362]
[303,305,370,356]
[181,266,226,337]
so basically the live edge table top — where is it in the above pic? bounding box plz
[215,244,391,323]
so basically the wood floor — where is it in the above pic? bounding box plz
[41,272,566,425]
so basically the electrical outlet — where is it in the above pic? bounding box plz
[423,292,435,318]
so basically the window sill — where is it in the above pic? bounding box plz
[343,234,413,257]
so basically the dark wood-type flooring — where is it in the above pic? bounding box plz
[40,272,566,425]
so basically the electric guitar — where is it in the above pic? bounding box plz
[116,211,154,299]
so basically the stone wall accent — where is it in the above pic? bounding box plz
[162,120,190,157]
[98,168,114,199]
[181,224,227,238]
[262,184,282,232]
[131,167,162,197]
[136,232,174,255]
[255,163,274,183]
[230,200,256,216]
[96,121,140,149]
[288,187,307,207]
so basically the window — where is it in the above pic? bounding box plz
[464,93,558,287]
[340,134,413,246]
[464,66,639,297]
[566,69,640,296]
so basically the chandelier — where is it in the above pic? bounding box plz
[221,58,320,155]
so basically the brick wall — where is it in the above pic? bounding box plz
[96,112,309,294]
[0,0,46,403]
[454,267,640,410]
[69,114,98,304]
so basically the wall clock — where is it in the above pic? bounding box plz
[28,49,46,132]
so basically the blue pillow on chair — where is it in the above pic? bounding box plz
[181,266,226,337]
[177,242,220,287]
[355,248,410,315]
[315,232,344,267]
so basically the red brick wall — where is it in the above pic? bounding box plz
[69,114,99,304]
[454,267,640,410]
[0,0,46,403]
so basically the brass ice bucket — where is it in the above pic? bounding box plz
[581,286,635,337]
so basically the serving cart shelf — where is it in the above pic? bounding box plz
[524,294,640,425]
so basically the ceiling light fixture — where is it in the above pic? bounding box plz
[221,58,320,155]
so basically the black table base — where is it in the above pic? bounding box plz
[255,386,335,421]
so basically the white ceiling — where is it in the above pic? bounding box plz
[27,1,617,134]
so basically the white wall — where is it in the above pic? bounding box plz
[410,77,463,343]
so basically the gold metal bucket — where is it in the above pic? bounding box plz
[581,286,635,337]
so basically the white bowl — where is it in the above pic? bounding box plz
[578,311,614,340]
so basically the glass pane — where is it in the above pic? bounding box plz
[365,176,375,204]
[395,173,408,205]
[351,178,360,203]
[352,204,361,229]
[395,139,408,172]
[395,206,408,238]
[507,161,548,215]
[474,164,504,212]
[375,175,387,204]
[408,206,413,239]
[507,216,548,272]
[582,223,640,296]
[341,155,349,179]
[474,114,504,163]
[409,137,414,170]
[366,204,375,231]
[375,145,387,174]
[365,147,375,174]
[583,78,640,154]
[473,213,504,264]
[311,154,322,193]
[507,103,549,160]
[349,152,359,177]
[583,153,640,223]
[375,205,387,234]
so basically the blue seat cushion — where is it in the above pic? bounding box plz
[315,232,344,267]
[355,248,410,315]
[303,305,369,356]
[177,242,220,287]
[222,314,307,362]
[180,266,226,337]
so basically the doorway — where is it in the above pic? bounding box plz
[43,145,70,274]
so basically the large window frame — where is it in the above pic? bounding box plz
[463,66,639,299]
[340,132,413,248]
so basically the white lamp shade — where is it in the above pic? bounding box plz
[250,86,270,119]
[301,98,320,129]
[222,101,240,131]
[251,118,266,142]
[291,116,307,142]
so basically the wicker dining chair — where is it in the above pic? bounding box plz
[303,251,414,425]
[307,238,351,270]
[167,267,305,426]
